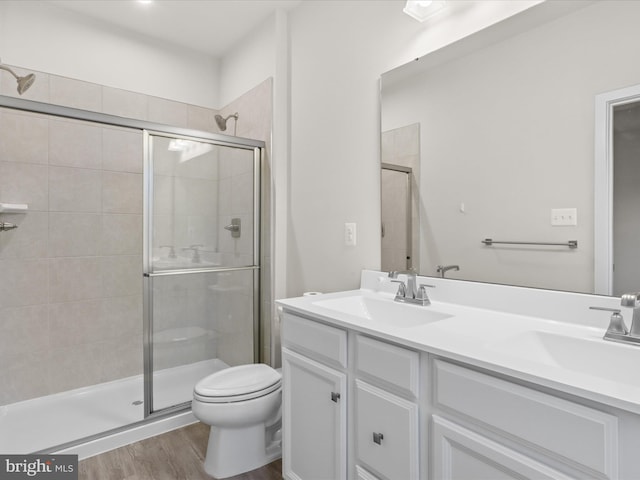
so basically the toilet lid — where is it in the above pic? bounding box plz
[194,364,281,398]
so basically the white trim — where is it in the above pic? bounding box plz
[594,83,640,295]
[54,411,198,460]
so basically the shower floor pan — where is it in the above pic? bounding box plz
[0,358,228,456]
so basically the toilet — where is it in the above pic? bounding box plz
[192,363,282,479]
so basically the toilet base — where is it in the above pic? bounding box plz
[204,423,282,479]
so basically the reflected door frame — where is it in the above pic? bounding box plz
[381,162,412,272]
[594,83,640,295]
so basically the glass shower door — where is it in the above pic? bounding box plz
[144,133,260,414]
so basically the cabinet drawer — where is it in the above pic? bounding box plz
[434,360,618,478]
[432,415,574,480]
[355,380,419,480]
[281,312,347,368]
[356,335,419,397]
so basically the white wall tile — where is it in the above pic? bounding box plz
[148,96,188,128]
[47,343,103,393]
[101,255,142,297]
[0,259,48,308]
[100,214,142,255]
[0,110,49,165]
[49,166,101,213]
[50,75,102,112]
[0,212,48,259]
[49,119,102,169]
[100,295,142,340]
[49,257,102,303]
[102,171,142,214]
[102,86,148,120]
[0,305,49,357]
[187,105,217,133]
[0,161,49,211]
[48,299,102,348]
[49,213,101,257]
[0,351,50,404]
[102,127,143,173]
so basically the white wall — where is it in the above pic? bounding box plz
[0,1,219,108]
[285,0,539,296]
[219,14,276,108]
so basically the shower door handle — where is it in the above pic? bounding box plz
[224,218,241,238]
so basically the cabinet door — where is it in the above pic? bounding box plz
[282,348,347,480]
[355,380,419,480]
[432,416,574,480]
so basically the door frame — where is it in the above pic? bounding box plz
[594,83,640,295]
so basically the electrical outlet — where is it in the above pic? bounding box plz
[551,208,577,226]
[345,223,356,246]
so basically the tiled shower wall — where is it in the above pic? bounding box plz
[0,109,144,404]
[0,67,273,404]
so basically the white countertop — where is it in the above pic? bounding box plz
[277,271,640,415]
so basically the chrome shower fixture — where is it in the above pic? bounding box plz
[215,112,239,135]
[0,59,35,95]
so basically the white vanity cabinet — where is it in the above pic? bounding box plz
[280,304,640,480]
[281,312,348,480]
[432,359,620,480]
[281,312,421,480]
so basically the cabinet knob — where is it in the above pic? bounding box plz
[373,432,384,445]
[331,392,341,403]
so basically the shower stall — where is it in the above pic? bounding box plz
[0,95,264,455]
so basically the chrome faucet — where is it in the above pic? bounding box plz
[621,292,640,337]
[436,264,460,278]
[388,270,433,306]
[591,292,640,346]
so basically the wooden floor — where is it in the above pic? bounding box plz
[79,422,282,480]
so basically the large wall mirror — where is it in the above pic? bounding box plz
[380,0,640,296]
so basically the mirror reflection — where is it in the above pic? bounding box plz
[380,1,640,294]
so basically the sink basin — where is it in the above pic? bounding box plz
[488,330,640,386]
[313,294,453,328]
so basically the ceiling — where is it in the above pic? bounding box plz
[49,0,302,58]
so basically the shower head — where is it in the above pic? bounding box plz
[215,112,239,133]
[0,61,36,95]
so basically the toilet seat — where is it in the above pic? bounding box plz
[194,364,282,403]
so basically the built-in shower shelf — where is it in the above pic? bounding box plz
[0,203,28,213]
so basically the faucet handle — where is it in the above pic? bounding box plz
[416,284,434,305]
[590,306,628,335]
[390,279,406,297]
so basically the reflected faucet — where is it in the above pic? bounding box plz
[436,265,459,278]
[182,244,203,263]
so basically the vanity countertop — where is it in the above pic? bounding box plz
[277,271,640,415]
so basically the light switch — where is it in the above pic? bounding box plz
[345,223,356,246]
[551,208,577,226]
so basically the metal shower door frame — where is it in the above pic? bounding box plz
[142,130,263,418]
[0,93,265,448]
[381,162,413,271]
